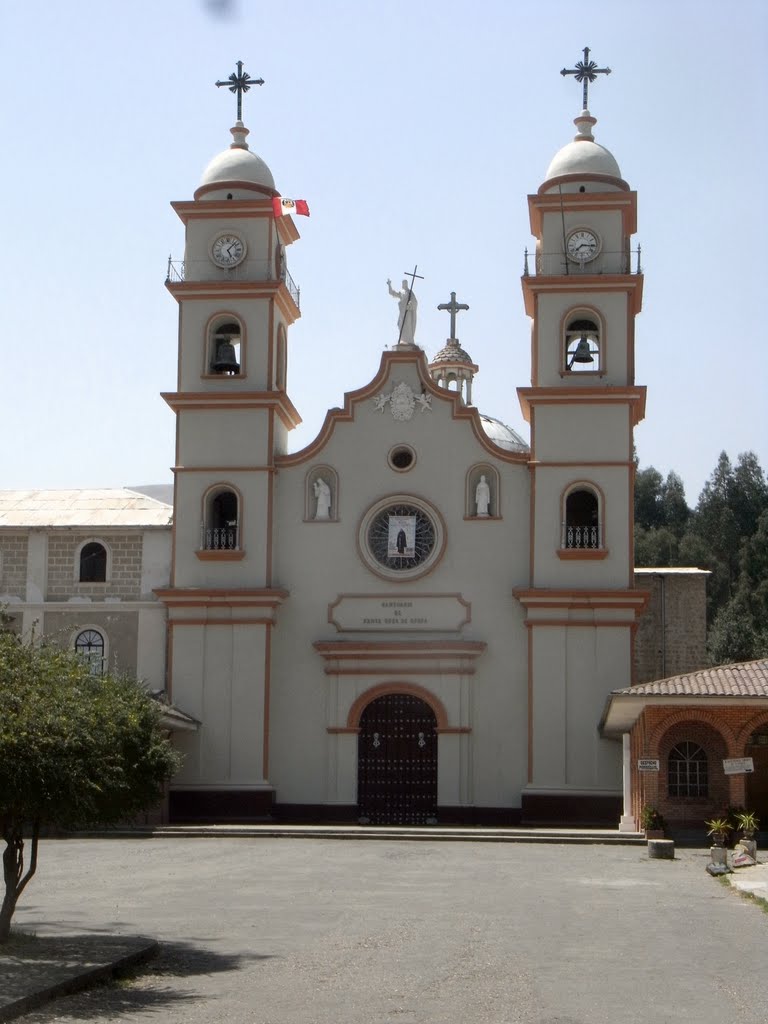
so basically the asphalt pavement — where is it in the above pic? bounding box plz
[2,835,767,1024]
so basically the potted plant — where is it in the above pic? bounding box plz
[734,810,759,859]
[705,817,733,865]
[640,806,666,839]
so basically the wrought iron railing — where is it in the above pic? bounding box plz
[562,523,602,550]
[166,258,300,309]
[523,248,642,277]
[201,525,239,551]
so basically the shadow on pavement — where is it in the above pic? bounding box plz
[2,934,275,1021]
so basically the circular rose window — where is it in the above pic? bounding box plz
[358,495,445,580]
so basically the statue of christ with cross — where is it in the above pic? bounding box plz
[387,265,423,346]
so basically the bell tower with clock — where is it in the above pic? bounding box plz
[156,64,302,822]
[514,50,649,824]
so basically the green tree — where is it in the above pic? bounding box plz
[0,633,181,942]
[707,596,768,666]
[660,471,690,538]
[633,525,678,567]
[634,466,664,530]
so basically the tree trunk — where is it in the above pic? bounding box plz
[0,822,39,943]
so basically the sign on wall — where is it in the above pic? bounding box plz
[723,757,754,775]
[637,759,660,772]
[329,594,470,632]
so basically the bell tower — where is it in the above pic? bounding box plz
[514,50,648,824]
[157,65,301,822]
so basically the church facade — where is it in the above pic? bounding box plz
[6,66,741,829]
[156,79,652,826]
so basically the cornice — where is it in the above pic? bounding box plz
[517,384,647,426]
[160,390,302,431]
[520,273,644,317]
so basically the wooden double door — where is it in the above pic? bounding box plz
[357,694,438,825]
[746,735,768,822]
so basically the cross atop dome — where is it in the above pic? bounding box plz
[560,47,611,112]
[215,60,264,123]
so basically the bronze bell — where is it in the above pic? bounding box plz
[212,339,240,375]
[570,336,594,363]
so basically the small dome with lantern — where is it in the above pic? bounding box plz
[431,338,475,368]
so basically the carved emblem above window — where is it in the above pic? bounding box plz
[373,382,432,421]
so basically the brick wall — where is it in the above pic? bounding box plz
[633,571,708,683]
[632,705,768,826]
[47,533,144,601]
[0,533,28,598]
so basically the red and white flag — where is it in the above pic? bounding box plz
[272,197,310,218]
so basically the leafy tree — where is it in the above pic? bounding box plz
[661,471,690,538]
[633,525,678,567]
[634,466,665,531]
[707,596,768,666]
[0,633,181,942]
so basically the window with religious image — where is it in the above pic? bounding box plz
[360,497,444,581]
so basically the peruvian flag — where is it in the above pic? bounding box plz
[272,197,310,218]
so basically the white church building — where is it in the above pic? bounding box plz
[1,62,715,827]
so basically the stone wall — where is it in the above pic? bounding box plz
[633,569,709,684]
[47,533,144,601]
[0,533,28,599]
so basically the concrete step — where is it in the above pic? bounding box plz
[142,824,647,845]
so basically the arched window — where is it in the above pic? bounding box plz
[79,542,107,582]
[562,487,601,549]
[208,318,242,376]
[74,628,105,675]
[564,316,601,373]
[668,742,708,797]
[203,488,239,550]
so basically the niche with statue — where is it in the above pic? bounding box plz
[466,465,500,519]
[305,467,339,522]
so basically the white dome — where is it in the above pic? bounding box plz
[200,145,275,191]
[541,111,625,190]
[197,122,275,196]
[545,138,621,182]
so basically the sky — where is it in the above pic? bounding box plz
[2,0,766,507]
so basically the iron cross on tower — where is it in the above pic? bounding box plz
[437,292,469,340]
[560,47,611,110]
[215,60,264,121]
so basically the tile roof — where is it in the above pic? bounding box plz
[614,660,768,698]
[0,489,172,528]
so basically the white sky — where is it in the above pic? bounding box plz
[3,0,766,506]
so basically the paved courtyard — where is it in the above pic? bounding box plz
[10,837,768,1023]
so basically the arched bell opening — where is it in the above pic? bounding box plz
[357,693,438,825]
[208,319,242,376]
[564,316,601,373]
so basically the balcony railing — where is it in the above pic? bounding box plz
[523,248,642,277]
[166,258,300,310]
[201,525,239,551]
[562,523,602,550]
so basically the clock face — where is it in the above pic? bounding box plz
[211,234,246,268]
[566,229,600,263]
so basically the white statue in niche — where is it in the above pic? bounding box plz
[475,474,491,517]
[313,477,332,520]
